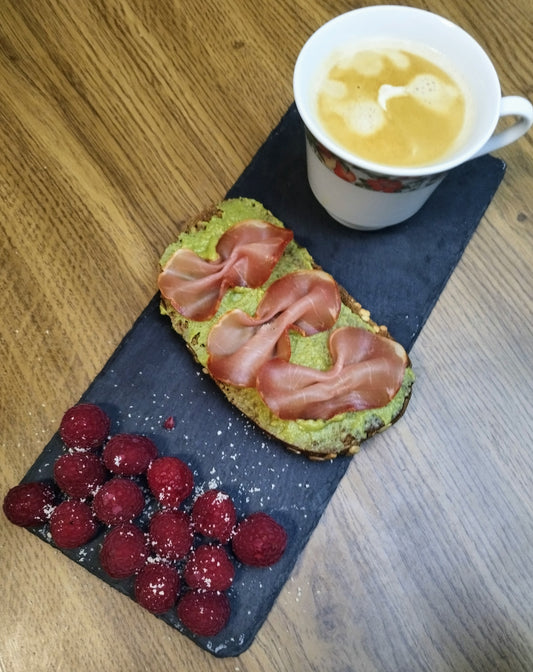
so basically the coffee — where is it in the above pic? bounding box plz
[315,42,468,167]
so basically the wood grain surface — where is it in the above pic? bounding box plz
[1,1,532,671]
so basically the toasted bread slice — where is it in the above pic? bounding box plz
[159,198,414,459]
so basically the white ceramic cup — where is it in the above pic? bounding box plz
[293,6,533,230]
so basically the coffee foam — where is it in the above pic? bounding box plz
[317,38,465,84]
[320,78,347,99]
[377,75,460,113]
[348,48,411,76]
[314,39,474,167]
[341,100,385,136]
[406,74,459,112]
[385,50,410,70]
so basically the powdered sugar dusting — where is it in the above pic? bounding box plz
[19,301,347,657]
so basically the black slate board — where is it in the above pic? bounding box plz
[22,103,505,657]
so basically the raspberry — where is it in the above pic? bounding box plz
[50,500,98,549]
[3,481,55,527]
[177,590,230,637]
[183,544,235,591]
[92,477,145,526]
[102,434,158,476]
[163,416,175,430]
[148,509,193,561]
[231,512,287,567]
[146,457,194,509]
[59,403,110,451]
[134,561,181,614]
[191,489,237,543]
[99,522,148,579]
[54,453,107,499]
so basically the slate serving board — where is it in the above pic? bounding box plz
[21,103,505,657]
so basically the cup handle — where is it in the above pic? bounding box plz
[472,96,533,159]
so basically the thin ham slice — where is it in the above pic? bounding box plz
[207,270,341,387]
[158,219,293,321]
[256,326,408,420]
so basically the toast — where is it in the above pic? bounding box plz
[158,198,414,460]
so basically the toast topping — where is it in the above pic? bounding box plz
[158,219,293,321]
[158,198,414,456]
[256,326,408,420]
[206,270,341,387]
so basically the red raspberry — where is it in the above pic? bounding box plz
[177,590,230,637]
[134,561,181,614]
[92,477,145,526]
[146,457,194,509]
[191,489,236,543]
[99,522,148,579]
[59,403,110,452]
[3,481,55,527]
[148,509,193,561]
[54,453,107,499]
[50,500,98,549]
[183,544,235,591]
[231,512,287,567]
[163,416,175,430]
[102,434,158,476]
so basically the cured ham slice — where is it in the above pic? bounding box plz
[157,219,293,321]
[256,326,408,420]
[207,270,341,387]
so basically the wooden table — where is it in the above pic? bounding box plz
[1,1,532,670]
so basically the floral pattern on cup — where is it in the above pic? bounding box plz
[306,130,446,193]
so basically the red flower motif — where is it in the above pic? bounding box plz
[333,161,357,183]
[317,143,334,160]
[366,178,403,193]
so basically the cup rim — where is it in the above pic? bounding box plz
[293,5,501,177]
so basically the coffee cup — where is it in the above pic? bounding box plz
[293,6,533,230]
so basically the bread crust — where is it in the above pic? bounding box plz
[159,198,414,459]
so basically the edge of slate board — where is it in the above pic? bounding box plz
[20,104,505,657]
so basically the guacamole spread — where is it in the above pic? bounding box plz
[160,198,414,457]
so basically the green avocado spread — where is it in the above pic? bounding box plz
[160,198,414,456]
